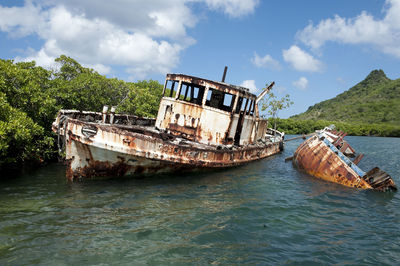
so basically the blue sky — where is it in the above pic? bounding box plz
[1,0,399,118]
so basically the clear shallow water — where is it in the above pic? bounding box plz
[1,136,400,265]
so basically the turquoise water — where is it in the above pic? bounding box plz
[1,136,400,265]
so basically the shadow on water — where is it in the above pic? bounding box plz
[364,189,396,204]
[67,164,253,195]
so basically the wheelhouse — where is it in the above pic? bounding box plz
[155,74,272,146]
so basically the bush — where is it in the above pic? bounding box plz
[0,92,53,167]
[0,56,164,170]
[274,118,400,137]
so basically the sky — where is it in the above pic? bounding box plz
[0,0,399,118]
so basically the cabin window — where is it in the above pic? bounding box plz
[246,99,254,115]
[235,97,244,114]
[222,93,235,112]
[241,98,249,112]
[234,97,254,115]
[206,88,223,109]
[206,89,212,101]
[205,88,235,112]
[235,97,249,114]
[164,80,179,98]
[178,82,205,105]
[249,100,255,116]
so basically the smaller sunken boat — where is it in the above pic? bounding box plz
[292,126,397,192]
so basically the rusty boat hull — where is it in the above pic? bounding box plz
[53,72,286,180]
[54,110,283,181]
[293,130,397,192]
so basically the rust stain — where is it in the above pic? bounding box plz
[293,135,371,189]
[293,133,396,191]
[69,159,132,181]
[168,123,196,140]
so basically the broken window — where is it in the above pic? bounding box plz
[205,88,236,112]
[246,99,255,115]
[178,82,205,105]
[235,97,244,114]
[222,93,235,112]
[235,97,249,114]
[241,98,249,112]
[164,80,179,98]
[250,100,255,116]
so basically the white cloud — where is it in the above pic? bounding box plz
[282,45,322,72]
[241,80,257,93]
[51,0,197,39]
[204,0,259,17]
[292,77,308,90]
[0,2,186,78]
[251,52,281,69]
[297,0,400,58]
[0,1,44,37]
[0,0,258,79]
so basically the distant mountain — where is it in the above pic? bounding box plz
[291,70,400,125]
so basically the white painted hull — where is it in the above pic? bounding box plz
[57,116,282,180]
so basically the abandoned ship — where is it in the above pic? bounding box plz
[292,127,397,192]
[53,70,284,181]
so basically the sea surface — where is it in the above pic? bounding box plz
[1,136,400,265]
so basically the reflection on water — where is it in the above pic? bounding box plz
[1,135,400,264]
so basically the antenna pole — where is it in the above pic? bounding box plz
[221,66,228,82]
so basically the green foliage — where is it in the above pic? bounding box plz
[117,80,163,117]
[274,118,400,137]
[260,90,293,131]
[0,92,53,166]
[260,92,293,119]
[54,55,84,81]
[0,59,58,128]
[0,56,164,170]
[292,69,400,125]
[50,55,131,112]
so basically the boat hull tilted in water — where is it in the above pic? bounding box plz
[53,71,284,181]
[292,127,397,192]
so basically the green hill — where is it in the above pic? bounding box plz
[291,70,400,125]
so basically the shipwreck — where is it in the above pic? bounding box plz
[291,126,397,192]
[53,69,284,181]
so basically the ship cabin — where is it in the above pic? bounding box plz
[155,74,272,147]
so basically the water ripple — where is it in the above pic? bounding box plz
[0,136,400,264]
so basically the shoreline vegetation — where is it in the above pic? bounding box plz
[272,118,400,138]
[0,56,163,169]
[0,56,398,170]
